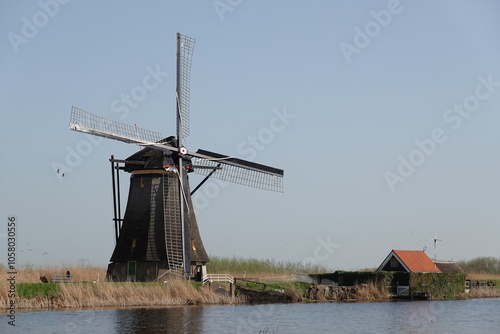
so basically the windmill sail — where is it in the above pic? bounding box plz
[176,33,195,140]
[192,150,284,193]
[70,107,284,193]
[70,107,177,152]
[175,33,197,277]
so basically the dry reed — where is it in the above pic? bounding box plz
[467,287,500,299]
[0,264,106,283]
[0,265,244,310]
[304,283,389,302]
[352,283,389,301]
[0,279,244,310]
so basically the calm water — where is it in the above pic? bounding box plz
[3,298,500,334]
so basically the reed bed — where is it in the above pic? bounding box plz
[0,263,106,284]
[0,279,243,309]
[467,287,500,299]
[6,257,499,310]
[303,283,389,302]
[0,264,243,310]
[58,280,242,308]
[207,256,328,277]
[352,283,389,301]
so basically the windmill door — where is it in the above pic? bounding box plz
[127,261,136,281]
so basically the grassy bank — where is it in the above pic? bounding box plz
[0,257,327,310]
[1,279,242,309]
[0,263,244,310]
[3,256,500,310]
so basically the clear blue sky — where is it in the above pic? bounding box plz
[1,0,500,270]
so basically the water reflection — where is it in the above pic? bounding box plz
[5,298,500,334]
[114,307,203,334]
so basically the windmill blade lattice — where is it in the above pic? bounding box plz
[192,149,284,193]
[69,107,179,152]
[70,106,163,143]
[177,33,195,139]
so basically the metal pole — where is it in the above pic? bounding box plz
[110,155,119,244]
[191,163,221,195]
[116,162,122,233]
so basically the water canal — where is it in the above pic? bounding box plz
[3,298,499,333]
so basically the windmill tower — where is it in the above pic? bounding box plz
[69,33,284,281]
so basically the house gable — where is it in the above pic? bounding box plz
[379,254,408,272]
[377,250,440,273]
[377,250,410,272]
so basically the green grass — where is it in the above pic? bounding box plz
[17,283,60,299]
[293,281,312,293]
[190,282,204,290]
[207,255,328,275]
[15,282,174,300]
[235,279,312,295]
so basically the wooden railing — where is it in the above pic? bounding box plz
[203,274,234,284]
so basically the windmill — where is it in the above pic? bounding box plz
[69,33,284,281]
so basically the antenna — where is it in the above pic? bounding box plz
[429,233,442,272]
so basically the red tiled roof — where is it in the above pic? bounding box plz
[393,250,440,273]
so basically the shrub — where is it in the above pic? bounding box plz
[458,257,500,274]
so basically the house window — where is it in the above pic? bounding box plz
[390,258,399,268]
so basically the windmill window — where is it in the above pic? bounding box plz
[390,258,398,268]
[191,239,196,251]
